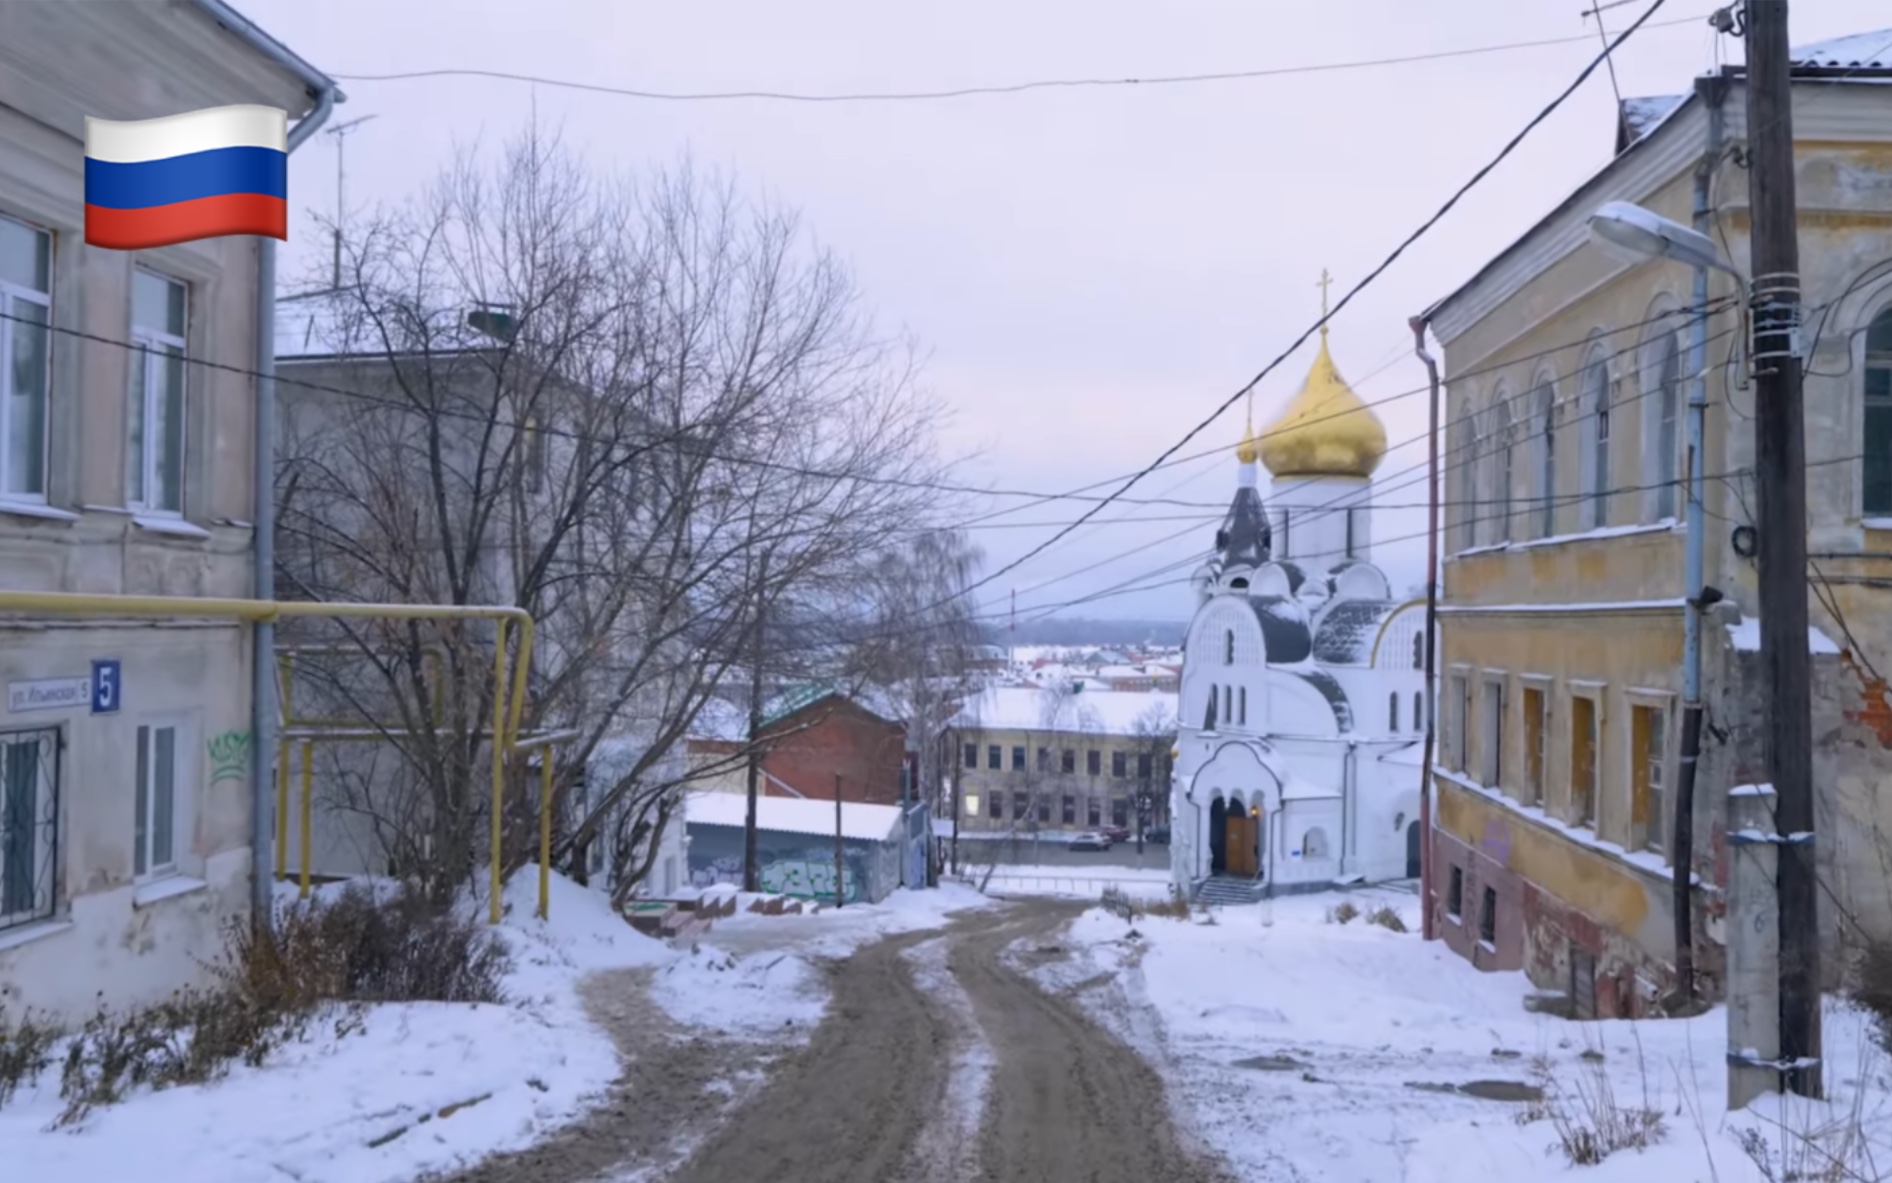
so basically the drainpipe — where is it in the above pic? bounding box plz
[1673,71,1728,1009]
[188,0,343,925]
[1339,741,1355,877]
[1410,315,1443,942]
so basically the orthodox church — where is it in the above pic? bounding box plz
[1170,294,1431,903]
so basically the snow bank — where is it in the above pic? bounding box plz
[3,869,672,1183]
[1052,888,1888,1183]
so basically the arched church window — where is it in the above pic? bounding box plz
[1532,379,1557,538]
[1580,348,1612,529]
[1239,686,1247,725]
[1388,691,1399,732]
[1864,307,1892,514]
[1303,827,1331,860]
[1224,629,1235,665]
[1488,391,1515,543]
[1413,690,1424,732]
[1411,631,1424,670]
[1222,685,1232,723]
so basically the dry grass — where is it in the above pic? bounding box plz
[1366,905,1408,933]
[1517,1035,1665,1165]
[6,882,510,1125]
[1327,900,1361,925]
[1143,886,1193,921]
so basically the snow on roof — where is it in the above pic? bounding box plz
[683,790,901,843]
[1311,599,1397,665]
[1792,30,1892,71]
[1379,741,1427,768]
[1619,94,1687,151]
[1723,616,1840,655]
[954,685,1178,736]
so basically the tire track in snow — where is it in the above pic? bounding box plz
[899,936,995,1181]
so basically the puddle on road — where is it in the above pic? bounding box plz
[1404,1079,1544,1103]
[1232,1054,1309,1072]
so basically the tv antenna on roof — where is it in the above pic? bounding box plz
[325,114,378,290]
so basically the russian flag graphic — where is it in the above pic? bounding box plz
[84,105,288,250]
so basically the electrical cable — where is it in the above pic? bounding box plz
[330,15,1714,105]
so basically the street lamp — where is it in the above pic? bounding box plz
[1586,200,1739,277]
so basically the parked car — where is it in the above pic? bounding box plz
[1068,832,1113,852]
[1145,825,1171,845]
[1101,825,1132,844]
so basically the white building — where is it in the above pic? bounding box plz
[1170,321,1432,904]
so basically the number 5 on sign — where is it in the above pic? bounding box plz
[91,659,121,714]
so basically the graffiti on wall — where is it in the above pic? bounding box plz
[208,730,252,785]
[688,842,868,904]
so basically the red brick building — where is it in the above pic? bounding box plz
[759,692,911,806]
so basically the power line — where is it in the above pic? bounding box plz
[330,15,1711,104]
[948,0,1674,607]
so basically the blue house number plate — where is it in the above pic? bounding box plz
[91,659,121,714]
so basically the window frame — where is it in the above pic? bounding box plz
[0,213,53,505]
[1452,405,1479,551]
[986,744,1001,771]
[1447,668,1472,773]
[1010,745,1025,772]
[1579,345,1613,530]
[1568,683,1605,829]
[1864,305,1892,516]
[1086,748,1101,777]
[1111,750,1127,778]
[963,743,977,769]
[1446,864,1464,921]
[128,267,189,517]
[1479,885,1497,944]
[1641,320,1683,522]
[1626,690,1675,856]
[1530,374,1558,539]
[1479,672,1506,790]
[1487,388,1516,544]
[0,726,60,931]
[134,719,188,881]
[1520,675,1552,808]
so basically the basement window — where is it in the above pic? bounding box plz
[1479,885,1497,944]
[1446,865,1464,921]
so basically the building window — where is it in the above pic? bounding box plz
[1449,673,1471,772]
[963,743,977,769]
[1303,827,1330,860]
[1580,351,1611,529]
[1087,798,1101,826]
[1413,690,1425,733]
[0,728,58,930]
[1012,791,1027,820]
[1865,308,1892,514]
[1061,749,1075,774]
[1224,629,1234,664]
[1061,795,1075,825]
[1644,328,1681,521]
[1632,702,1670,853]
[1037,797,1051,824]
[1222,685,1232,723]
[134,723,180,878]
[129,269,187,514]
[1086,749,1101,776]
[986,792,1001,819]
[1488,392,1515,544]
[1388,691,1400,733]
[987,745,1001,771]
[1523,686,1547,807]
[1447,864,1464,920]
[1571,694,1599,827]
[1205,683,1218,729]
[1479,885,1497,944]
[0,216,50,502]
[1480,678,1504,788]
[1111,797,1128,827]
[1112,750,1127,778]
[1238,686,1247,725]
[1011,745,1025,771]
[1453,409,1478,550]
[1411,631,1425,670]
[1137,752,1153,780]
[1533,378,1557,538]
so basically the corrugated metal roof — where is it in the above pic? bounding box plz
[1791,30,1892,72]
[1311,599,1396,665]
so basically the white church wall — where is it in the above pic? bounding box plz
[1271,476,1374,569]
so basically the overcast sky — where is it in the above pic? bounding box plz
[244,0,1887,624]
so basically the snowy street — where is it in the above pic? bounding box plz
[12,876,1890,1182]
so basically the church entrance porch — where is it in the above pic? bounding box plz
[1225,808,1261,878]
[1208,797,1228,874]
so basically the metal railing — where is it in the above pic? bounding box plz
[956,873,1176,899]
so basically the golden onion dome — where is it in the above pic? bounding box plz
[1256,326,1387,479]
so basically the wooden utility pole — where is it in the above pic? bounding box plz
[742,556,767,893]
[1744,0,1821,1099]
[834,772,846,909]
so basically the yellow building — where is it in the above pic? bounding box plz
[1419,33,1892,1018]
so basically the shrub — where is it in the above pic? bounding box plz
[1517,1040,1664,1165]
[1366,905,1408,933]
[1849,935,1892,1055]
[1143,886,1192,920]
[19,881,510,1124]
[1328,900,1360,925]
[0,1007,58,1106]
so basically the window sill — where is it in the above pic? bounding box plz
[0,919,74,953]
[0,500,80,523]
[1478,938,1498,954]
[133,516,212,540]
[1445,912,1462,926]
[134,876,207,909]
[1864,517,1892,532]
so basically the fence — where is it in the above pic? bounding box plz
[955,873,1176,901]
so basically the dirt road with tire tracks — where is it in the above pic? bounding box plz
[425,898,1231,1183]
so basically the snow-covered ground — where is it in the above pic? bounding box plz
[2,874,988,1183]
[1046,889,1892,1183]
[4,872,675,1183]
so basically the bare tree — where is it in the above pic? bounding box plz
[275,129,955,905]
[1128,701,1178,854]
